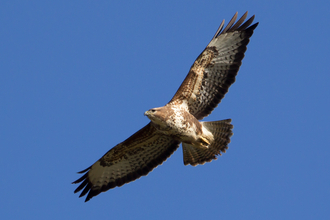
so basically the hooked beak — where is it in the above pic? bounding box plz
[144,110,149,116]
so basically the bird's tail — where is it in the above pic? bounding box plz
[182,119,233,166]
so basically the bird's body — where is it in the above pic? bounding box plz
[145,102,213,148]
[73,12,258,202]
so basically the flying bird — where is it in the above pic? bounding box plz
[73,11,258,202]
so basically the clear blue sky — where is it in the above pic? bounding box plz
[1,1,329,219]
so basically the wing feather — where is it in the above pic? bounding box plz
[169,12,258,120]
[72,123,180,202]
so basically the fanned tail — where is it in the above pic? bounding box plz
[182,119,233,166]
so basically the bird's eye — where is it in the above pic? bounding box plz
[151,109,156,113]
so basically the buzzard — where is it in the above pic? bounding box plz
[73,12,258,202]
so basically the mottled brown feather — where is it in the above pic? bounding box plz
[170,12,258,120]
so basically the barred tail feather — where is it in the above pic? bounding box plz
[182,119,233,166]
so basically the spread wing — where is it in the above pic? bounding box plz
[169,12,258,120]
[72,123,180,202]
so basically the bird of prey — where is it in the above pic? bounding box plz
[73,11,258,202]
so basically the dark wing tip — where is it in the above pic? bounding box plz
[246,22,259,32]
[72,167,91,184]
[72,170,102,202]
[77,166,91,174]
[213,11,258,39]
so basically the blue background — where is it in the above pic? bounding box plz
[1,1,329,219]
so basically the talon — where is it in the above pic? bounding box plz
[199,137,210,146]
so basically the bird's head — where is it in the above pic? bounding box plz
[144,108,158,117]
[144,107,166,125]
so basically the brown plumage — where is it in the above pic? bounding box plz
[73,12,258,202]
